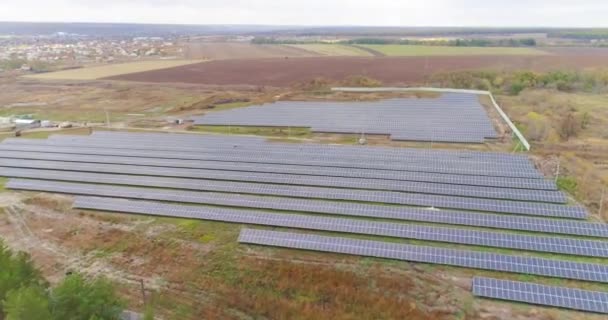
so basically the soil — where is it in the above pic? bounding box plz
[106,53,608,87]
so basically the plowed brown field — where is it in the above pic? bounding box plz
[106,53,608,87]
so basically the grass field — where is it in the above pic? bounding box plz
[360,45,548,56]
[288,44,373,56]
[24,59,204,80]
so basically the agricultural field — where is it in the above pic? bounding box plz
[183,42,317,60]
[106,52,608,87]
[359,45,549,56]
[24,59,203,80]
[287,44,373,56]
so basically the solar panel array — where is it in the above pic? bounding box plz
[8,179,608,237]
[2,131,606,313]
[0,150,555,190]
[472,277,608,314]
[72,196,608,257]
[190,93,499,143]
[0,168,585,218]
[237,229,608,283]
[0,159,564,202]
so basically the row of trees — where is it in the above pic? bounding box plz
[251,37,537,47]
[0,240,125,320]
[429,69,608,95]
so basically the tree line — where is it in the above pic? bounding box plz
[0,240,125,320]
[251,37,537,47]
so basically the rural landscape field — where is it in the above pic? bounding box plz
[1,7,608,320]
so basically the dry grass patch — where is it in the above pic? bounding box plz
[24,60,204,80]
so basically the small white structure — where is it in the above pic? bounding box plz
[41,120,55,128]
[14,119,41,128]
[0,116,12,124]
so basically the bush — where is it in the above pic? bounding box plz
[50,274,125,320]
[558,113,581,140]
[0,240,125,320]
[3,286,51,320]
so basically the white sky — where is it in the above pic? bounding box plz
[0,0,607,27]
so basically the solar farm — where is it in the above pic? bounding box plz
[0,131,607,315]
[192,93,500,143]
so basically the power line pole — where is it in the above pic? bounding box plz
[104,109,111,127]
[600,186,606,218]
[554,156,561,183]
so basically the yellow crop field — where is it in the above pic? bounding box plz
[25,59,204,80]
[289,44,373,56]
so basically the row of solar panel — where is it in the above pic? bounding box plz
[236,228,608,283]
[70,196,608,258]
[87,131,529,162]
[0,150,556,190]
[192,94,497,143]
[2,138,534,171]
[0,144,542,178]
[472,277,608,314]
[9,179,604,237]
[0,168,587,218]
[0,159,564,203]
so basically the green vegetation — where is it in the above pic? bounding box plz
[252,37,538,47]
[191,125,311,138]
[0,240,125,319]
[557,176,578,196]
[549,29,608,40]
[345,38,537,47]
[359,45,546,56]
[430,69,608,95]
[0,177,7,192]
[0,59,53,72]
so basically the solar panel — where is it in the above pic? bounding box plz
[0,158,565,203]
[237,228,608,283]
[8,179,606,238]
[0,142,541,178]
[14,137,532,169]
[0,168,587,218]
[189,93,498,143]
[0,150,556,190]
[88,131,529,161]
[71,196,608,257]
[472,277,608,314]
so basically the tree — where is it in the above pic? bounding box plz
[559,113,580,140]
[50,274,125,320]
[0,241,47,302]
[3,286,51,320]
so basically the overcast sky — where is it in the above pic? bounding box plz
[1,0,607,27]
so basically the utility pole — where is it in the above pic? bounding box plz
[139,279,146,305]
[554,156,561,183]
[600,186,606,218]
[104,109,111,127]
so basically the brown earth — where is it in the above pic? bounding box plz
[106,53,608,87]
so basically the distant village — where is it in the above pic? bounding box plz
[0,34,180,72]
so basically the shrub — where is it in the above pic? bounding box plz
[50,274,125,320]
[558,113,581,140]
[3,286,51,320]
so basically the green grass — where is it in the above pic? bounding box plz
[0,177,7,192]
[288,44,373,56]
[190,125,311,138]
[359,45,548,56]
[557,176,578,195]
